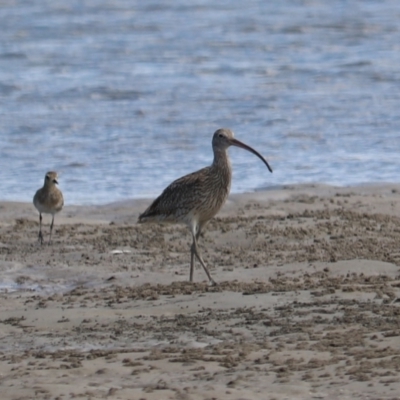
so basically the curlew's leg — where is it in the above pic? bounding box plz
[190,228,202,282]
[190,225,217,286]
[49,215,55,244]
[38,213,44,245]
[190,242,195,282]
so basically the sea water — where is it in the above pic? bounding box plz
[1,0,400,205]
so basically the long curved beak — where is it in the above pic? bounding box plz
[229,138,273,173]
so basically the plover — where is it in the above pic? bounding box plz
[33,171,64,244]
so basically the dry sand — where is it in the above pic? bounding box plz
[1,183,400,400]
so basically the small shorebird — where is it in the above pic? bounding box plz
[138,128,273,285]
[33,171,64,244]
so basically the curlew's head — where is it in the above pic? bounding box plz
[212,128,273,173]
[44,171,60,186]
[212,128,236,150]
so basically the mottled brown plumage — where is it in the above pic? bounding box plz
[139,128,272,285]
[33,171,64,244]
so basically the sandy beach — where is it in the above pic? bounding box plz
[1,183,400,399]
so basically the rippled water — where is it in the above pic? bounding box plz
[1,0,400,205]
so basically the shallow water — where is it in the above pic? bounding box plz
[1,0,400,205]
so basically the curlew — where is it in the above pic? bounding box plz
[138,128,273,285]
[33,171,64,244]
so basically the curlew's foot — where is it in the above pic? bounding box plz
[209,279,218,287]
[38,231,44,245]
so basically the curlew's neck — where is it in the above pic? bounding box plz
[211,147,232,187]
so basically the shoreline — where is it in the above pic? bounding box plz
[3,182,400,224]
[3,180,400,209]
[0,182,400,399]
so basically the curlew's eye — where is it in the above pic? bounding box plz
[218,133,224,138]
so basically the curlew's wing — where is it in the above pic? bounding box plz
[138,166,210,223]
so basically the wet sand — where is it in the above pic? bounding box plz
[1,183,400,400]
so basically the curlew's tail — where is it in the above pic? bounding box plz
[137,191,175,223]
[137,212,149,223]
[137,198,158,223]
